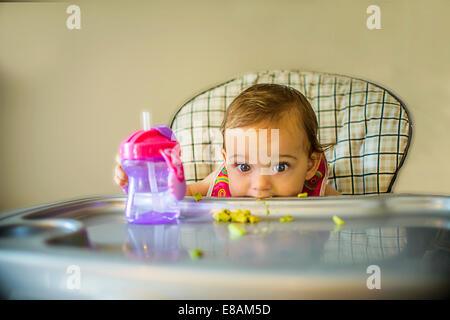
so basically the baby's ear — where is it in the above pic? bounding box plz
[305,152,322,180]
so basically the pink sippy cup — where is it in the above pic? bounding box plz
[120,112,186,224]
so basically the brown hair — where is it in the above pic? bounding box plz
[220,83,326,157]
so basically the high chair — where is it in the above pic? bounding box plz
[170,70,412,195]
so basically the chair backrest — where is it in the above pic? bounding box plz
[170,70,412,195]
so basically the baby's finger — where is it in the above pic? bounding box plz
[115,165,127,180]
[115,153,122,165]
[114,176,128,187]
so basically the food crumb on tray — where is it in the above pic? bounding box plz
[332,215,345,226]
[228,223,246,239]
[280,214,293,223]
[332,215,345,232]
[189,249,204,259]
[213,209,261,224]
[193,193,202,201]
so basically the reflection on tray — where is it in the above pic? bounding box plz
[125,222,186,262]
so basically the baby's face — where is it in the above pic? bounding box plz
[223,120,320,198]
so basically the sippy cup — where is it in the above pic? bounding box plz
[120,111,186,224]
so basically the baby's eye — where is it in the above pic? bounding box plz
[273,163,289,172]
[236,163,251,172]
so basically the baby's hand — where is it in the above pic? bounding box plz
[114,153,128,188]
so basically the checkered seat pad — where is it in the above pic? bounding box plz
[170,70,412,195]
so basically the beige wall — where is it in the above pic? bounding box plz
[0,0,449,212]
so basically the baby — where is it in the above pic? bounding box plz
[114,84,341,197]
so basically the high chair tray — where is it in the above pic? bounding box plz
[0,194,449,299]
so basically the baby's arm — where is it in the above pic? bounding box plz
[186,169,217,196]
[324,184,342,196]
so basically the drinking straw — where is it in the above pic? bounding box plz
[142,111,163,212]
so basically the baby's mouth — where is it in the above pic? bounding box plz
[253,193,273,199]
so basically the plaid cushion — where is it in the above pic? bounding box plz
[170,70,412,195]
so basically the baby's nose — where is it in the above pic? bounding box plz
[253,174,272,194]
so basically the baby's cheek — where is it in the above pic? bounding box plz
[275,176,305,196]
[228,173,248,196]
